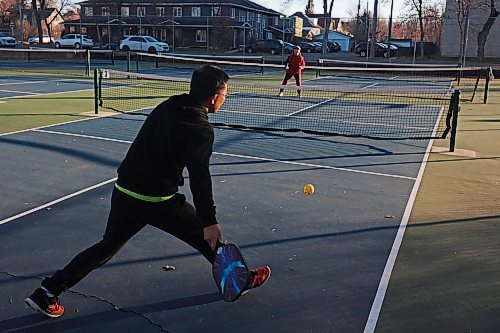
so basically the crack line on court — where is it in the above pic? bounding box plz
[29,129,416,180]
[0,271,170,332]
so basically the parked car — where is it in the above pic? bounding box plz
[54,34,94,49]
[246,39,283,55]
[329,41,341,52]
[0,33,16,47]
[283,42,295,54]
[28,35,54,44]
[103,41,120,50]
[354,42,397,57]
[299,41,321,53]
[119,35,169,53]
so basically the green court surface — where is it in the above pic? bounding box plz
[376,81,500,332]
[0,90,93,134]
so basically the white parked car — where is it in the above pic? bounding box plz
[28,35,54,44]
[120,35,169,54]
[54,34,94,49]
[0,34,16,47]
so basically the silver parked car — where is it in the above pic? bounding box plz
[54,34,94,49]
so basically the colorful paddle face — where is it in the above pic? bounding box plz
[212,242,250,302]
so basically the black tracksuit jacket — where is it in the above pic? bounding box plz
[116,93,217,227]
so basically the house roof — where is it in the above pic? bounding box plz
[289,12,318,28]
[77,0,281,16]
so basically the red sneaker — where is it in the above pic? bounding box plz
[248,266,271,289]
[25,288,65,318]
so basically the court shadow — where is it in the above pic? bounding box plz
[0,292,221,333]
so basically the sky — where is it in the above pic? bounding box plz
[252,0,408,19]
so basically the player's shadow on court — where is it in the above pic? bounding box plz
[0,293,221,332]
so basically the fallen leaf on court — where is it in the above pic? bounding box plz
[162,265,176,271]
[46,207,52,211]
[385,215,395,218]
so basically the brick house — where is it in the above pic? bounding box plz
[62,0,295,50]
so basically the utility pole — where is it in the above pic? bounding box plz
[369,0,379,58]
[386,0,394,61]
[355,0,361,48]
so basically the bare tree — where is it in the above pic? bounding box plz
[476,0,499,61]
[404,0,427,57]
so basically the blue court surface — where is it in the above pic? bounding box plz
[0,75,93,99]
[0,90,436,333]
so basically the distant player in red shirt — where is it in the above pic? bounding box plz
[279,45,306,97]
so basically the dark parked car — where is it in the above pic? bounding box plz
[354,42,397,57]
[300,41,321,53]
[312,40,342,52]
[283,42,295,54]
[246,39,283,55]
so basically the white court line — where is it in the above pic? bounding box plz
[0,177,117,226]
[286,98,336,116]
[33,129,132,144]
[362,103,445,333]
[361,83,379,90]
[0,88,94,100]
[0,80,52,86]
[31,129,416,181]
[0,89,39,95]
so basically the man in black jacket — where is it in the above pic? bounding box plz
[25,65,271,318]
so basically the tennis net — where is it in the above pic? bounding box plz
[0,48,114,75]
[95,68,460,142]
[316,59,491,103]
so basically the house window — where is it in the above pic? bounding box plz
[121,7,129,17]
[81,27,87,34]
[84,7,93,16]
[69,26,75,33]
[212,6,222,16]
[196,29,206,42]
[257,14,261,23]
[137,7,146,17]
[101,6,110,16]
[173,7,182,17]
[231,8,235,18]
[239,10,245,22]
[156,7,165,17]
[192,7,201,17]
[274,17,278,25]
[247,11,253,21]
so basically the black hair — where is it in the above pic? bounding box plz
[189,64,229,102]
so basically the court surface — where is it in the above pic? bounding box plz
[0,71,441,332]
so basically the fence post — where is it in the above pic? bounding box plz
[449,90,461,152]
[484,67,493,104]
[94,68,99,114]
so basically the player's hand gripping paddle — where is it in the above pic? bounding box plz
[212,241,250,302]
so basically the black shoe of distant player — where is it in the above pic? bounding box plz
[25,288,65,318]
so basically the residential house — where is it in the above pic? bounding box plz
[289,12,321,40]
[313,30,352,51]
[63,0,288,50]
[440,0,500,57]
[22,8,65,38]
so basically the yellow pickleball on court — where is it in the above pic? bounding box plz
[303,183,315,195]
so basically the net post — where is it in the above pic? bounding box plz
[111,51,115,67]
[127,51,131,72]
[484,67,492,104]
[136,53,139,73]
[261,57,265,74]
[449,90,461,152]
[93,68,99,114]
[85,49,91,76]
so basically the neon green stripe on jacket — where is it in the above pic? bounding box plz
[115,183,175,202]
